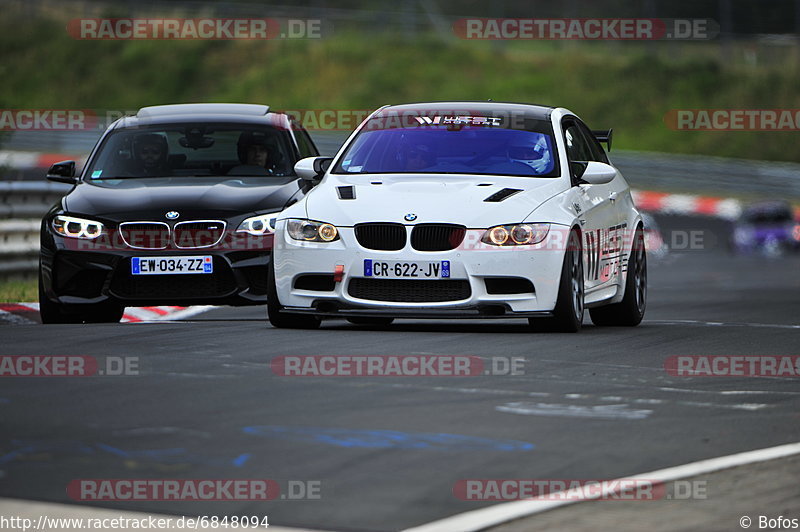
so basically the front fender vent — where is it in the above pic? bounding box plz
[337,186,356,200]
[484,188,522,202]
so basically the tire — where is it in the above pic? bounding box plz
[589,226,647,327]
[529,229,584,333]
[39,272,124,324]
[83,302,125,323]
[266,255,320,329]
[346,317,394,326]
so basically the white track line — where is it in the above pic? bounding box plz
[648,319,800,330]
[402,441,800,532]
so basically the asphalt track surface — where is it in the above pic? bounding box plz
[1,213,799,531]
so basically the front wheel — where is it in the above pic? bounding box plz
[529,230,584,333]
[266,256,321,330]
[589,226,647,326]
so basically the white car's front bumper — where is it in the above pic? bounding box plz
[273,223,570,318]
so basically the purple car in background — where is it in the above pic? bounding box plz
[731,201,800,257]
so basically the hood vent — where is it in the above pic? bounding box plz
[337,186,356,200]
[484,188,522,202]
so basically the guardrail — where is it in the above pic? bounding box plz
[0,181,71,279]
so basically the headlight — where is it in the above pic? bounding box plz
[52,215,104,239]
[481,223,549,246]
[287,219,340,242]
[236,212,279,236]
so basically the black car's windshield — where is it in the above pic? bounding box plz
[85,123,296,180]
[333,113,559,177]
[743,209,794,224]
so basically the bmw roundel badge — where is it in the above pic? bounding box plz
[404,213,417,221]
[165,211,180,220]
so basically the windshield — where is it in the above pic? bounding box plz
[84,123,296,180]
[743,209,794,224]
[333,116,559,177]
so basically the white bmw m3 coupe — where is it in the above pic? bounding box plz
[268,102,646,332]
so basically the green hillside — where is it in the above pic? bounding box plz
[1,13,799,161]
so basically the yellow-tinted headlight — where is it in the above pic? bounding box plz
[52,215,104,239]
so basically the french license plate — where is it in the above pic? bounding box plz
[364,259,450,279]
[131,256,213,275]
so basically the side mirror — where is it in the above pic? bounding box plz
[294,157,333,183]
[46,160,78,184]
[578,161,616,185]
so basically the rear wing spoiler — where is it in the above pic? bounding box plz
[592,129,613,152]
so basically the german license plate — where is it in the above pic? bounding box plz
[131,256,213,275]
[364,259,450,279]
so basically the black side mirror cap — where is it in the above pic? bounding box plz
[46,160,78,184]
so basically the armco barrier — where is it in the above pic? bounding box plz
[0,181,71,279]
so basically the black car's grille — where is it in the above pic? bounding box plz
[174,221,226,249]
[410,224,466,252]
[118,222,170,250]
[109,257,236,299]
[348,278,471,302]
[354,223,406,251]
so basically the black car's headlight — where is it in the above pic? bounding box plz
[287,219,339,242]
[52,215,104,239]
[481,223,550,246]
[236,212,279,236]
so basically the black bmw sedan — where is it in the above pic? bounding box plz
[39,103,319,323]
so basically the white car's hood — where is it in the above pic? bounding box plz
[302,173,567,227]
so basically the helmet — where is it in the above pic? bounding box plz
[507,136,550,173]
[402,143,436,169]
[132,133,168,161]
[237,130,271,164]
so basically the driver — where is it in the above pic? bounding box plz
[404,144,436,171]
[228,131,278,176]
[132,133,170,176]
[507,136,551,174]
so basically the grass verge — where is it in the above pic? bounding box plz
[0,279,37,303]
